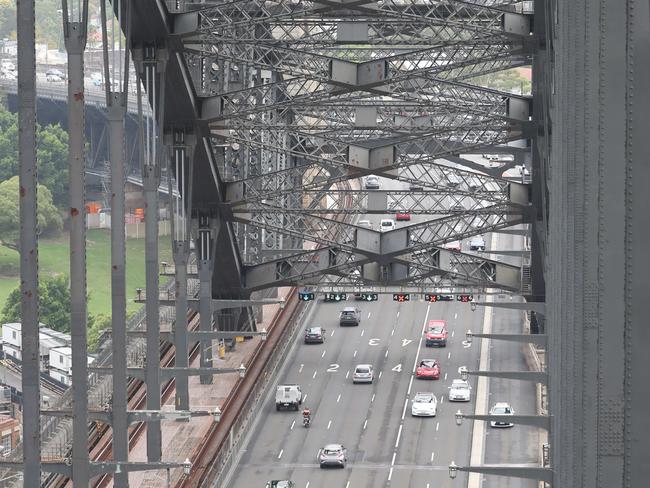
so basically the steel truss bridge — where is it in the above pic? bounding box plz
[2,0,649,487]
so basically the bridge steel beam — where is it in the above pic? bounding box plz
[134,44,168,464]
[63,0,91,485]
[102,0,131,483]
[17,0,41,482]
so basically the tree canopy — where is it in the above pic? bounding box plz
[2,275,71,333]
[0,105,70,209]
[0,176,62,252]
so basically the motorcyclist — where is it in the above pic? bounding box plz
[302,407,311,423]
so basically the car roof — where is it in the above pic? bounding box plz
[307,326,322,331]
[493,402,511,408]
[428,319,446,326]
[342,307,357,312]
[452,379,469,385]
[323,443,343,450]
[414,392,434,398]
[355,364,372,369]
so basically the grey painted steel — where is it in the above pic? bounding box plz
[455,465,553,483]
[63,1,90,484]
[198,259,214,385]
[17,0,41,482]
[137,46,168,462]
[172,241,190,411]
[107,94,130,487]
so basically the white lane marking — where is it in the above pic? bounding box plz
[290,420,295,430]
[313,371,317,379]
[395,424,403,448]
[407,375,414,395]
[331,330,335,337]
[454,312,458,320]
[388,467,394,481]
[353,350,357,357]
[392,363,403,372]
[368,312,372,319]
[401,398,409,420]
[278,449,283,459]
[391,328,395,336]
[401,339,413,347]
[444,373,448,381]
[397,311,400,318]
[363,419,368,430]
[427,484,430,488]
[430,452,435,462]
[451,330,455,338]
[371,393,376,403]
[385,349,389,358]
[299,364,304,373]
[345,370,350,379]
[321,350,326,358]
[337,394,341,403]
[447,351,451,359]
[327,420,332,430]
[436,422,440,431]
[440,396,444,404]
[378,371,383,379]
[412,304,432,373]
[346,482,350,488]
[303,394,308,402]
[305,483,310,488]
[391,452,397,466]
[361,329,365,337]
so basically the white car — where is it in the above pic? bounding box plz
[448,379,471,402]
[352,364,374,383]
[358,219,373,230]
[444,240,462,252]
[469,236,486,251]
[379,219,396,232]
[364,175,380,189]
[489,402,515,427]
[411,392,438,417]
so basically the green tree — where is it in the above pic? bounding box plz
[2,275,71,332]
[0,176,63,253]
[0,105,70,209]
[469,68,532,95]
[87,313,111,353]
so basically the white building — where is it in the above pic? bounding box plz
[48,347,94,386]
[1,323,70,370]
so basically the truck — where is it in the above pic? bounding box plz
[275,384,303,411]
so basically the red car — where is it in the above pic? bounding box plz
[425,319,448,347]
[416,359,441,380]
[395,212,411,221]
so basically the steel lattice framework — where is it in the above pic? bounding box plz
[166,0,533,295]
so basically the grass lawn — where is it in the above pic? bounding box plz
[0,229,173,317]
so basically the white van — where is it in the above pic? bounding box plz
[380,219,396,232]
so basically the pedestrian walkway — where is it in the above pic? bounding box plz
[119,288,293,487]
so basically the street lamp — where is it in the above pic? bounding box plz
[449,461,458,479]
[455,410,463,426]
[471,301,477,311]
[213,406,222,423]
[136,287,143,300]
[182,458,192,476]
[261,328,268,341]
[161,261,168,273]
[238,364,246,378]
[460,366,469,381]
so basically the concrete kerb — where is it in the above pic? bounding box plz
[213,298,318,488]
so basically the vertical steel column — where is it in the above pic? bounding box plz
[136,46,168,462]
[170,131,193,411]
[197,216,214,384]
[101,0,129,483]
[107,94,129,487]
[62,1,90,484]
[17,0,41,482]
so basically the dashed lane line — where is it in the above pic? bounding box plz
[327,420,332,430]
[290,420,295,430]
[278,449,283,459]
[313,371,317,379]
[321,350,326,358]
[337,394,341,403]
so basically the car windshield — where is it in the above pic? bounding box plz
[428,326,444,334]
[493,406,511,414]
[453,384,469,390]
[381,221,392,227]
[356,367,370,373]
[414,394,433,402]
[307,328,320,334]
[323,448,341,455]
[420,360,436,368]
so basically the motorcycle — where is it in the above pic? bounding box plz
[303,415,311,428]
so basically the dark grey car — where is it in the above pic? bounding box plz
[304,326,325,344]
[339,307,361,326]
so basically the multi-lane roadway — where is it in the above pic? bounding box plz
[228,173,539,488]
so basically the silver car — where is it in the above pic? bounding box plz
[448,379,471,402]
[318,443,347,468]
[352,364,374,383]
[489,402,515,427]
[411,392,438,417]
